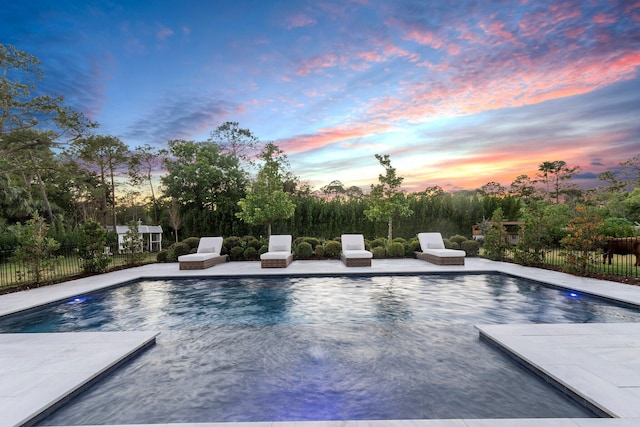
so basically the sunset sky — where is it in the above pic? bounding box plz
[2,0,639,192]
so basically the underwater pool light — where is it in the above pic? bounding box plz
[568,292,578,298]
[68,297,88,304]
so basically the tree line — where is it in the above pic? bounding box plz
[2,43,640,250]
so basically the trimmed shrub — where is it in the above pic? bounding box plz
[449,241,460,250]
[303,237,320,249]
[369,238,387,249]
[392,237,406,245]
[450,234,467,245]
[156,250,169,262]
[244,246,258,260]
[443,238,453,249]
[245,237,262,250]
[229,246,245,261]
[461,239,480,257]
[296,241,313,259]
[183,237,200,250]
[325,240,341,258]
[372,246,385,259]
[314,245,325,258]
[223,236,242,252]
[258,245,268,255]
[387,241,405,257]
[407,238,420,255]
[172,242,191,258]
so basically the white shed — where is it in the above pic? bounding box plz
[114,225,163,252]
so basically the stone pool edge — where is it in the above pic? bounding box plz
[3,258,640,427]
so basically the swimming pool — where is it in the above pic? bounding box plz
[2,273,639,424]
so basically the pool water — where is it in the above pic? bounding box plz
[2,273,639,424]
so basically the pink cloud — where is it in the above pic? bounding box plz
[479,19,521,46]
[593,13,617,24]
[277,122,392,154]
[296,53,338,75]
[403,28,444,49]
[286,13,317,29]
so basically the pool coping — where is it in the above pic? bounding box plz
[1,257,640,427]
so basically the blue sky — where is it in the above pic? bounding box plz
[2,0,639,191]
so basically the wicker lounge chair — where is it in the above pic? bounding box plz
[340,234,373,267]
[416,232,465,265]
[260,234,294,268]
[178,237,228,270]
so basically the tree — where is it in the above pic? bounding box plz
[514,201,551,265]
[0,44,95,160]
[11,213,61,283]
[122,220,145,265]
[0,174,32,224]
[479,181,506,197]
[509,174,538,200]
[71,135,130,228]
[166,198,182,243]
[483,208,511,261]
[321,180,346,200]
[77,219,112,273]
[3,129,59,222]
[236,143,296,236]
[208,121,259,165]
[537,160,580,204]
[129,144,164,223]
[364,154,413,243]
[161,139,247,210]
[561,206,606,274]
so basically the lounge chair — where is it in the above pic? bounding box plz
[340,234,373,267]
[260,234,294,268]
[416,232,465,265]
[178,237,228,270]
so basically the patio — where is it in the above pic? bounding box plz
[1,258,640,427]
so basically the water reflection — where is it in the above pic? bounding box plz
[2,273,638,425]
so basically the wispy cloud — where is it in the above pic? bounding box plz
[121,94,241,144]
[286,12,316,29]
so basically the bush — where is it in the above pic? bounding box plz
[245,237,262,250]
[183,237,200,250]
[172,242,191,258]
[483,208,511,261]
[230,246,245,261]
[314,245,325,258]
[243,246,258,260]
[77,220,112,273]
[11,213,62,283]
[223,236,242,253]
[450,234,467,245]
[372,246,385,259]
[461,240,480,257]
[302,237,320,249]
[369,238,387,249]
[324,240,341,258]
[156,250,169,262]
[258,244,268,255]
[443,238,453,249]
[408,238,420,255]
[296,241,313,259]
[387,242,405,257]
[602,217,635,237]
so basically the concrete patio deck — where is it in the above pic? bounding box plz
[1,257,640,427]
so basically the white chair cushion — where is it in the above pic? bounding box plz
[178,252,221,262]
